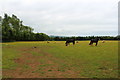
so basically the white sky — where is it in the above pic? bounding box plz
[0,0,119,36]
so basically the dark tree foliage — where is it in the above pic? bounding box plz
[50,36,119,41]
[1,14,49,42]
[34,33,49,41]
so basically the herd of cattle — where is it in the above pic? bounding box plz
[65,38,101,46]
[47,38,105,46]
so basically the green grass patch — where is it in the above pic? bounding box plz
[2,41,118,78]
[2,44,20,69]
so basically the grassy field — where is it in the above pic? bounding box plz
[2,41,118,78]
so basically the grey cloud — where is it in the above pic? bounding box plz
[0,0,118,36]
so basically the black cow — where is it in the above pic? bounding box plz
[65,39,75,46]
[89,38,100,46]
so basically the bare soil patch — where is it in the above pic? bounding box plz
[3,47,80,78]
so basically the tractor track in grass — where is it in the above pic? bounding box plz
[3,46,81,78]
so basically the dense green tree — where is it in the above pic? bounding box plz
[2,14,49,41]
[34,33,49,41]
[2,14,12,41]
[116,35,120,40]
[0,16,2,41]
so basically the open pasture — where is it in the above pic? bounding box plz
[2,41,118,78]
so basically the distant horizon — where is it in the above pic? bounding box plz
[48,34,118,37]
[30,31,118,37]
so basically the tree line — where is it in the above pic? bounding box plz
[0,14,49,42]
[0,14,119,42]
[50,35,120,41]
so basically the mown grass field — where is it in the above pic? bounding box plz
[2,41,118,78]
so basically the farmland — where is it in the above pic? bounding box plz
[2,41,118,78]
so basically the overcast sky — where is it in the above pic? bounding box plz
[0,0,119,36]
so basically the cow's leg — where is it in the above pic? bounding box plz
[73,41,75,45]
[89,41,92,45]
[65,43,68,46]
[65,42,68,46]
[95,42,98,46]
